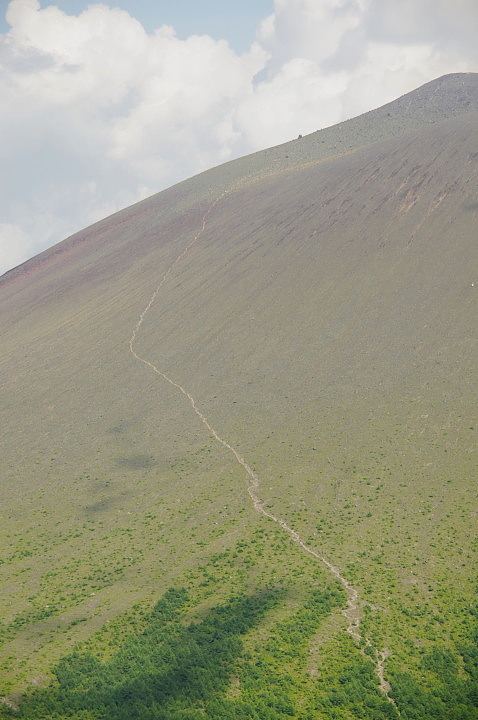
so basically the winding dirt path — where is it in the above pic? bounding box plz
[129,192,397,709]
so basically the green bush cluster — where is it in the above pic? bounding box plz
[8,588,279,719]
[5,589,477,720]
[389,639,478,719]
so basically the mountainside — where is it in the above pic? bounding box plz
[1,73,477,717]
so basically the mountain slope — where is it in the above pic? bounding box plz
[1,74,477,713]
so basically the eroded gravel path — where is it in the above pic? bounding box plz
[129,192,398,710]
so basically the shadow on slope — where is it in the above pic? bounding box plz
[12,588,278,719]
[11,585,477,719]
[4,582,401,720]
[10,585,350,720]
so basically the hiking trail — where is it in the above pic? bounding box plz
[129,190,398,710]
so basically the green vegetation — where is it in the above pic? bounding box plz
[0,585,369,719]
[5,587,477,718]
[1,75,477,717]
[389,645,478,720]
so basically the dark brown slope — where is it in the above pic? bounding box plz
[0,75,477,693]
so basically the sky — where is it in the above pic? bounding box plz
[1,0,477,275]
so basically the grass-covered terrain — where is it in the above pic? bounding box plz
[1,74,477,717]
[4,567,478,718]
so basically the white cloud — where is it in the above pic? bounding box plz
[0,1,266,275]
[235,58,347,148]
[107,32,265,183]
[0,223,35,272]
[257,0,363,75]
[1,0,477,275]
[366,0,478,52]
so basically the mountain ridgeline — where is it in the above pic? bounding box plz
[1,74,477,718]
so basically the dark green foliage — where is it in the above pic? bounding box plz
[13,587,282,719]
[9,585,346,720]
[5,588,478,719]
[389,634,478,720]
[313,659,399,719]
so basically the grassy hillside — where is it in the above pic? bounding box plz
[1,74,477,717]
